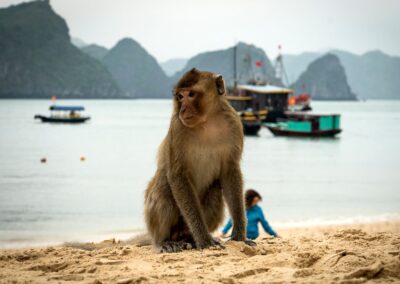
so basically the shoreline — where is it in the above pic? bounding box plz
[1,217,399,250]
[275,219,400,237]
[0,220,399,283]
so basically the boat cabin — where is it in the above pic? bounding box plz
[225,95,253,111]
[49,105,85,117]
[227,84,293,122]
[34,105,90,123]
[236,84,293,112]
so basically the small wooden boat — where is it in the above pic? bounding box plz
[34,105,90,123]
[264,113,342,137]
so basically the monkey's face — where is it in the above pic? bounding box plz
[174,69,226,128]
[175,89,205,128]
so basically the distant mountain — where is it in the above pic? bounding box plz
[174,42,281,88]
[0,0,121,98]
[331,50,400,100]
[291,54,357,101]
[282,52,321,84]
[81,44,109,61]
[102,38,171,98]
[161,58,188,76]
[283,50,400,99]
[71,37,87,48]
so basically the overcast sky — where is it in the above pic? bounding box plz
[1,0,400,62]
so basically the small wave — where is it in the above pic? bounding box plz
[0,229,145,249]
[273,213,400,228]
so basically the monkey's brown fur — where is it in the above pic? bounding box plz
[144,68,248,252]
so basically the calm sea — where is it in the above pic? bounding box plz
[0,100,399,248]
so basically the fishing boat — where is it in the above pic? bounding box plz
[227,83,294,136]
[34,105,90,123]
[226,45,291,135]
[264,113,341,137]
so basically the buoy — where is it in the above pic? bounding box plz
[40,158,47,163]
[80,156,86,161]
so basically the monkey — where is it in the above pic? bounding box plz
[144,68,255,253]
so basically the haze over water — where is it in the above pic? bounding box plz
[0,100,399,248]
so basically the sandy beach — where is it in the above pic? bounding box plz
[0,221,399,283]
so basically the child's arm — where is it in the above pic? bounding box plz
[220,219,233,237]
[258,208,278,237]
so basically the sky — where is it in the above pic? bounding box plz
[1,0,400,62]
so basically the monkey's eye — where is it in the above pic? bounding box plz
[188,92,195,98]
[177,93,183,100]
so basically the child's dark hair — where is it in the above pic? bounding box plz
[245,189,262,209]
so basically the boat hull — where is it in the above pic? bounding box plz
[265,126,341,137]
[263,110,286,123]
[34,115,90,123]
[243,121,261,136]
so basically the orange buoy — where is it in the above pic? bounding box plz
[80,156,86,161]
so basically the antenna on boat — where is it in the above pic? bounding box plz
[275,44,290,87]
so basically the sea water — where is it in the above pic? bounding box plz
[0,100,399,248]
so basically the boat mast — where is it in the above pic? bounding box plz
[233,44,237,93]
[274,45,290,87]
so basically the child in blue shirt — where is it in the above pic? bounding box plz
[220,189,278,240]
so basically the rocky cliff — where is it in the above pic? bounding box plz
[81,44,109,61]
[102,38,171,98]
[0,0,121,98]
[284,50,400,100]
[291,54,357,100]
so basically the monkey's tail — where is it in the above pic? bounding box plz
[121,233,152,247]
[64,233,152,251]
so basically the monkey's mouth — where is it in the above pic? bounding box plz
[183,115,194,120]
[179,115,198,127]
[180,113,195,121]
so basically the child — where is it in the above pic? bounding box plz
[220,189,278,240]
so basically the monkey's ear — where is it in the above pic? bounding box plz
[190,68,198,74]
[215,75,225,95]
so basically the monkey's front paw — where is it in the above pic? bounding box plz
[199,238,225,250]
[229,237,257,247]
[211,237,225,249]
[244,239,257,247]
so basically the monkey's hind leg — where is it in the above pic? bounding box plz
[160,240,193,253]
[161,198,225,253]
[144,176,182,252]
[202,180,225,233]
[161,216,195,253]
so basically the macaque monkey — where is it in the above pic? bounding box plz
[144,68,253,252]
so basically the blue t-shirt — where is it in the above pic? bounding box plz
[222,205,277,240]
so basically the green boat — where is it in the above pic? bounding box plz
[264,112,342,137]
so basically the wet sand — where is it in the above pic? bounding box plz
[0,221,399,283]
